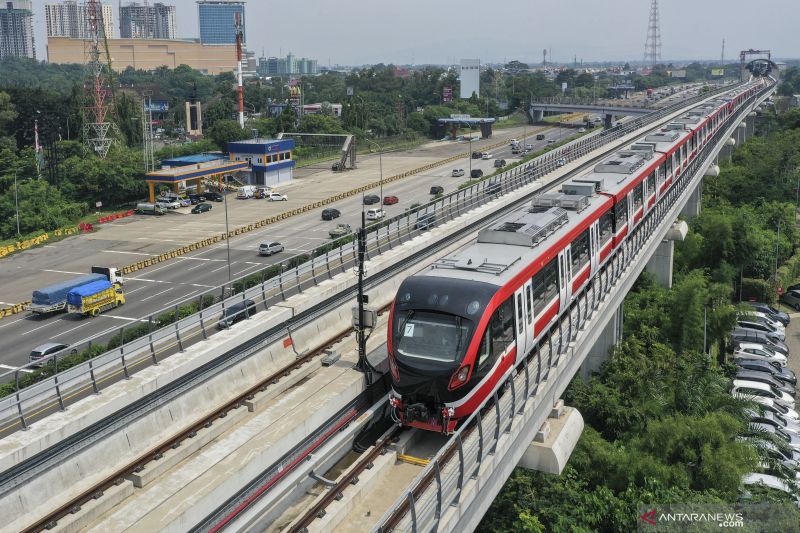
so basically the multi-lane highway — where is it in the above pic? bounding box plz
[0,124,570,369]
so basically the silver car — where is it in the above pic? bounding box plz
[780,289,800,311]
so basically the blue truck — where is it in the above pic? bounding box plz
[27,267,123,314]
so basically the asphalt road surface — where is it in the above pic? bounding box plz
[0,125,568,369]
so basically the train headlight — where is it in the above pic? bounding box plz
[448,365,471,390]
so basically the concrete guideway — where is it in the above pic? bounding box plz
[368,84,774,533]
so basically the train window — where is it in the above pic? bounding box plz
[632,183,643,211]
[491,297,516,357]
[599,211,613,245]
[614,196,628,228]
[659,161,667,181]
[681,144,687,162]
[394,311,471,363]
[675,148,682,166]
[570,229,590,271]
[525,286,532,324]
[476,330,491,367]
[531,258,558,316]
[516,294,524,334]
[647,172,656,195]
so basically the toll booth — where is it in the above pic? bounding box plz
[143,155,249,202]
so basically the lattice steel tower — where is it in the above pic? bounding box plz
[83,0,116,158]
[643,0,662,68]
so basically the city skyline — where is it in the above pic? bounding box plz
[27,0,799,66]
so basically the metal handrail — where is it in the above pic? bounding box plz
[0,82,743,437]
[374,83,772,532]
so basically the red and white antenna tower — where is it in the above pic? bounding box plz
[234,12,245,129]
[643,0,662,68]
[83,0,116,157]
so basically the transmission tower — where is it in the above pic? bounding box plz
[643,0,662,68]
[83,0,116,158]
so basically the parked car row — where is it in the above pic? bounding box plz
[730,301,800,491]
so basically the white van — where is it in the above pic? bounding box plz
[731,379,795,409]
[366,208,385,220]
[237,185,257,199]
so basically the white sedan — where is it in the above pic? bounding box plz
[156,199,181,209]
[481,153,492,160]
[733,343,787,367]
[267,192,288,201]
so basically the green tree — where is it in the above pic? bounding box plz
[207,119,249,151]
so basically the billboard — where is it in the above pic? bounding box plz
[459,59,480,99]
[145,100,169,113]
[670,70,687,78]
[443,86,453,103]
[711,68,725,77]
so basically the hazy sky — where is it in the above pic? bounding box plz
[32,0,798,65]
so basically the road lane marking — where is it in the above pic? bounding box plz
[98,315,143,322]
[43,269,84,275]
[0,316,28,329]
[178,256,225,262]
[21,320,65,336]
[162,291,199,308]
[101,250,156,256]
[57,321,95,336]
[141,287,175,301]
[0,364,33,374]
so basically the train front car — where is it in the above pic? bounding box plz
[388,275,498,433]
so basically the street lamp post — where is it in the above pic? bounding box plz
[223,174,232,282]
[14,170,20,237]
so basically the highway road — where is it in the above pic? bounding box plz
[0,82,712,371]
[0,124,570,370]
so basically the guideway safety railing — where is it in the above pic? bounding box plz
[0,82,742,436]
[374,84,772,532]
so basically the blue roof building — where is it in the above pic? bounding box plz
[228,138,295,187]
[160,153,225,168]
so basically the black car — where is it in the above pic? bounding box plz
[746,302,790,326]
[429,186,444,195]
[736,358,797,385]
[415,212,437,230]
[191,203,212,214]
[493,159,507,168]
[471,151,482,159]
[363,194,380,205]
[321,208,341,220]
[187,193,206,204]
[217,299,256,329]
[204,191,224,202]
[470,169,484,179]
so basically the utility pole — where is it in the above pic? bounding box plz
[354,210,374,384]
[14,171,20,237]
[234,12,245,129]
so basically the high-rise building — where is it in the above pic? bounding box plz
[197,0,245,45]
[45,1,113,39]
[0,0,35,59]
[258,54,319,77]
[119,2,176,40]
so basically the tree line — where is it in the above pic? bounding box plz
[480,107,800,531]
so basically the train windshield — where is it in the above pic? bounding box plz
[394,311,471,363]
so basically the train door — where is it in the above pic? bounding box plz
[514,287,528,362]
[557,249,572,310]
[627,191,634,234]
[589,221,599,275]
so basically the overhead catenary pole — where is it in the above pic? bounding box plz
[234,12,245,129]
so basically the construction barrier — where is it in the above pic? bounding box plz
[0,226,81,259]
[0,301,31,318]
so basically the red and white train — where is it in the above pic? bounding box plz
[387,81,765,433]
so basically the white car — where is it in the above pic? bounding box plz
[742,311,785,333]
[366,208,386,220]
[749,397,800,422]
[731,379,795,410]
[452,168,465,177]
[258,242,284,256]
[481,152,492,160]
[733,343,787,367]
[509,138,518,145]
[577,127,586,133]
[267,192,288,201]
[155,199,181,209]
